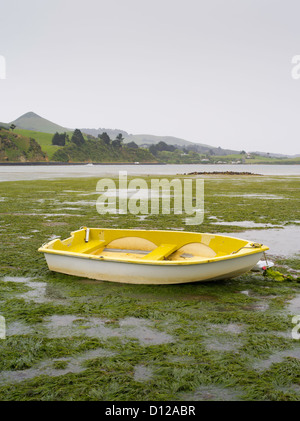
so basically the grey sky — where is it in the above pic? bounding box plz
[0,0,299,154]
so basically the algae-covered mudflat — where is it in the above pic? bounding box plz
[0,173,300,401]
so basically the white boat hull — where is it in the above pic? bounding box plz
[44,250,264,285]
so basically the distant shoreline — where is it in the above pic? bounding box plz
[0,161,300,167]
[0,161,299,166]
[0,162,165,166]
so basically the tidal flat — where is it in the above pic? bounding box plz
[0,173,300,401]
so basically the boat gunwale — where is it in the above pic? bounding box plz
[38,238,268,266]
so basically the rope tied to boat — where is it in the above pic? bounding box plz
[231,242,263,255]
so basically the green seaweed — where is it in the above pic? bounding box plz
[0,174,300,401]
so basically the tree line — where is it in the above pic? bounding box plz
[52,129,139,149]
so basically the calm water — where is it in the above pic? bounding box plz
[0,164,300,182]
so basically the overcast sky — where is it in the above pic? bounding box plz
[0,0,299,154]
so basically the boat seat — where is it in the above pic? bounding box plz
[142,244,178,261]
[71,240,107,254]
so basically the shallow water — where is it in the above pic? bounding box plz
[287,294,300,314]
[182,385,242,401]
[42,315,174,345]
[253,348,300,370]
[0,347,114,385]
[1,164,300,182]
[133,364,153,382]
[214,193,286,200]
[221,226,300,257]
[210,220,282,228]
[2,276,54,304]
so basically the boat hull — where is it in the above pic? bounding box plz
[43,250,264,285]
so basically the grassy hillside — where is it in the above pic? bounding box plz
[81,129,240,155]
[0,129,47,162]
[13,128,67,159]
[52,138,156,163]
[14,129,56,157]
[7,128,156,163]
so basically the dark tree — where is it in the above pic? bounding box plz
[127,141,138,149]
[98,132,111,145]
[149,144,158,156]
[111,133,124,148]
[71,129,85,146]
[116,133,124,142]
[52,132,68,146]
[148,141,176,156]
[112,138,122,148]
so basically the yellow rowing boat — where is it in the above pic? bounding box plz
[38,227,268,284]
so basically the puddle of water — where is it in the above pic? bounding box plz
[119,317,174,345]
[2,276,32,283]
[286,294,300,314]
[77,192,102,196]
[42,213,72,217]
[62,190,85,193]
[97,188,172,200]
[42,221,69,226]
[242,301,270,312]
[201,322,244,351]
[276,384,300,396]
[43,315,174,346]
[1,277,66,304]
[182,385,242,401]
[0,347,115,385]
[211,220,282,228]
[204,336,242,352]
[133,364,153,382]
[253,348,300,370]
[61,201,96,206]
[214,193,286,200]
[221,226,300,257]
[6,321,35,336]
[208,323,244,335]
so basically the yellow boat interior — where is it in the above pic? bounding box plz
[39,227,268,264]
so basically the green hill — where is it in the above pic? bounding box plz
[1,127,156,163]
[0,128,47,162]
[81,129,241,155]
[52,137,156,163]
[3,111,297,160]
[125,133,196,147]
[10,112,70,134]
[14,128,66,159]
